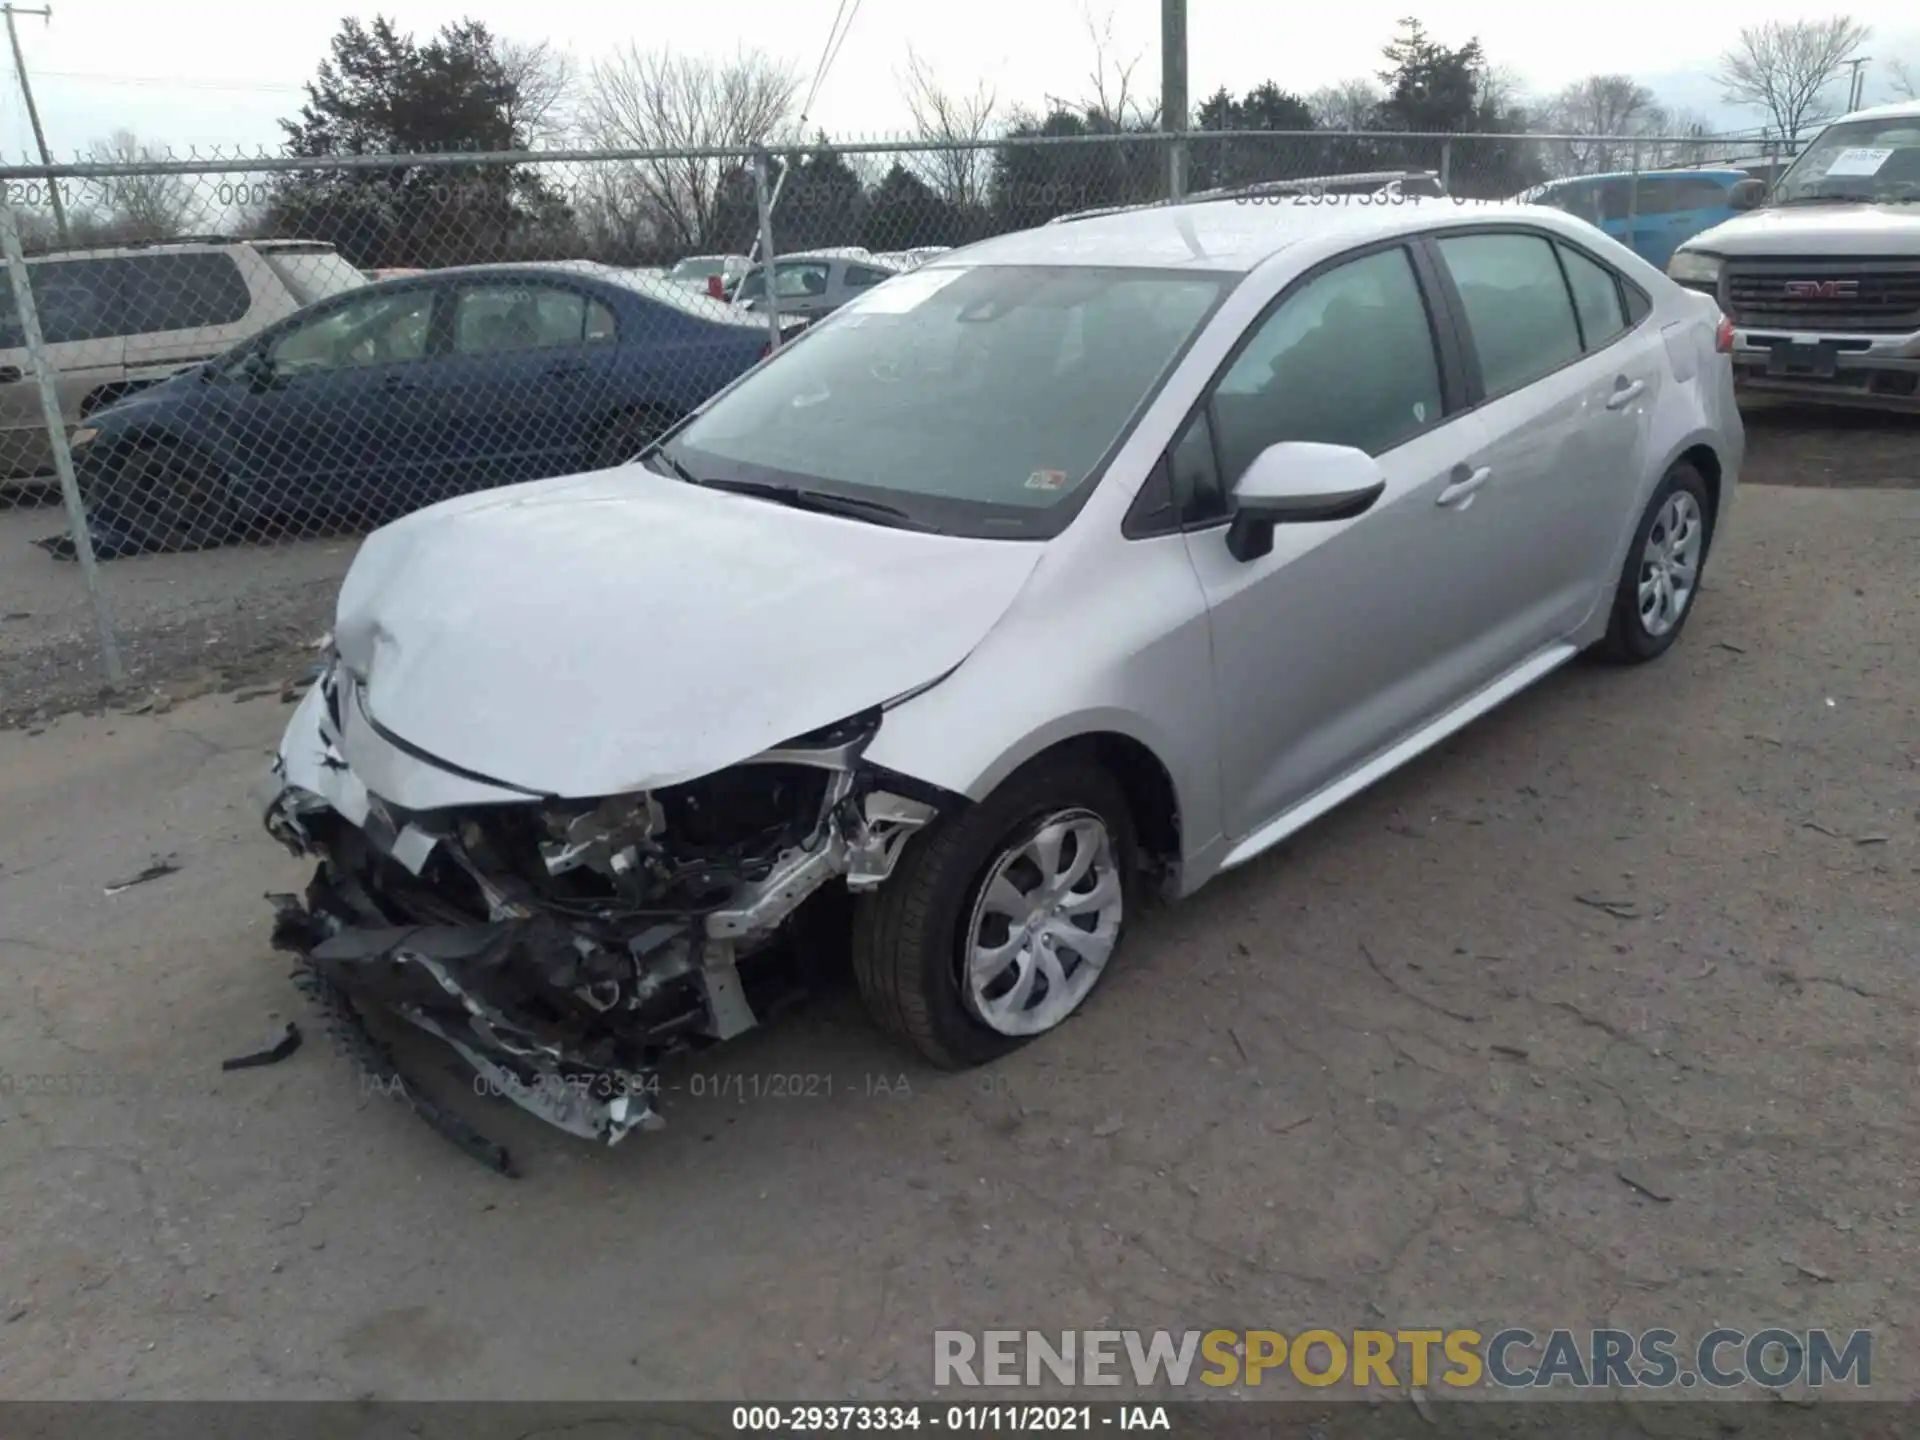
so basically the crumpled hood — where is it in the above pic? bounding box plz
[332,469,1044,799]
[1687,203,1920,257]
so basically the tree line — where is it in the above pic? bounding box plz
[18,12,1904,264]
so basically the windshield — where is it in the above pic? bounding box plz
[1774,116,1920,204]
[669,257,730,280]
[663,264,1230,539]
[734,261,832,302]
[261,248,366,305]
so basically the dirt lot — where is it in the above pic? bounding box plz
[1,426,1918,1407]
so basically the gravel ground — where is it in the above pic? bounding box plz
[3,402,1918,727]
[1,480,1916,1407]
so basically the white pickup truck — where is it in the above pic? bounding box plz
[1666,98,1920,412]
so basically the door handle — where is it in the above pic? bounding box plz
[1605,378,1647,410]
[1436,464,1491,508]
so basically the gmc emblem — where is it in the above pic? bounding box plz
[1783,279,1859,298]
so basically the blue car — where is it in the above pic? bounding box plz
[70,262,790,550]
[1517,168,1765,270]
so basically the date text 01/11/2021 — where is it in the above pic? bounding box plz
[731,1405,1172,1431]
[358,1070,925,1104]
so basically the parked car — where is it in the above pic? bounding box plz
[258,198,1741,1159]
[71,261,795,549]
[663,254,750,298]
[1666,98,1920,412]
[730,252,906,320]
[0,237,365,486]
[1516,168,1765,270]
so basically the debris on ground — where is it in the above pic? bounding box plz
[1489,1044,1530,1060]
[1575,895,1640,919]
[103,856,181,896]
[220,1022,304,1072]
[1092,1115,1124,1138]
[1617,1168,1674,1203]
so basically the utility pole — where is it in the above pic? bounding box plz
[1842,56,1871,113]
[1162,0,1187,200]
[2,4,65,245]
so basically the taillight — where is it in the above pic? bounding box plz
[1715,317,1734,354]
[708,275,724,299]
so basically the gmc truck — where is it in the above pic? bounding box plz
[1666,98,1920,412]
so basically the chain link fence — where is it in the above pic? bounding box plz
[0,127,1787,692]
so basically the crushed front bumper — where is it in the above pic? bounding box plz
[258,664,942,1171]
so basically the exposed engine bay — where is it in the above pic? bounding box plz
[260,658,945,1168]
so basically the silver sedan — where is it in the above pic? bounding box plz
[259,198,1742,1155]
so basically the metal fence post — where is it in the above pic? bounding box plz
[1439,137,1452,194]
[0,198,124,686]
[751,151,783,351]
[1626,140,1641,234]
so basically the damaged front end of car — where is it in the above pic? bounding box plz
[258,656,946,1169]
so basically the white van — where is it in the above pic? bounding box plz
[0,237,365,483]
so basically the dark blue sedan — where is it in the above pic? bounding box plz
[71,262,791,549]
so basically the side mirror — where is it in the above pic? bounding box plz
[1225,441,1388,563]
[241,350,275,391]
[1727,178,1767,211]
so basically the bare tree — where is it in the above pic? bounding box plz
[1890,59,1919,101]
[496,38,576,145]
[1307,79,1381,132]
[1716,16,1871,144]
[1537,74,1668,175]
[1045,6,1156,129]
[87,130,198,241]
[898,46,999,208]
[576,47,799,252]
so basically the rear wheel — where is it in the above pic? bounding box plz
[852,754,1135,1069]
[1601,462,1712,663]
[97,444,235,552]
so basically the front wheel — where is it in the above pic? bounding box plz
[851,754,1136,1069]
[94,443,235,552]
[1600,462,1713,663]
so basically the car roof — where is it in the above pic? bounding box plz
[930,198,1554,274]
[1538,167,1752,186]
[1830,97,1920,124]
[353,261,770,328]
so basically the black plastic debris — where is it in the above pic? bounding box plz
[103,857,181,896]
[221,1021,304,1072]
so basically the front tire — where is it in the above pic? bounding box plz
[1600,462,1712,663]
[851,754,1136,1069]
[95,443,235,552]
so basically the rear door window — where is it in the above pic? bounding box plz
[1436,232,1583,397]
[1556,243,1628,350]
[120,253,254,334]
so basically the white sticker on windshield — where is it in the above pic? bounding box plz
[1823,147,1894,177]
[850,266,967,314]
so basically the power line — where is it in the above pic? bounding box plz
[36,70,306,94]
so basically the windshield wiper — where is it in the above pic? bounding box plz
[698,477,935,531]
[1773,192,1864,206]
[645,448,701,484]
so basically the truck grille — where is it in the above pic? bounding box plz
[1723,259,1920,335]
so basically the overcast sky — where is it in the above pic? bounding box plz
[4,0,1919,162]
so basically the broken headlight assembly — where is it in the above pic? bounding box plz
[263,697,947,1170]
